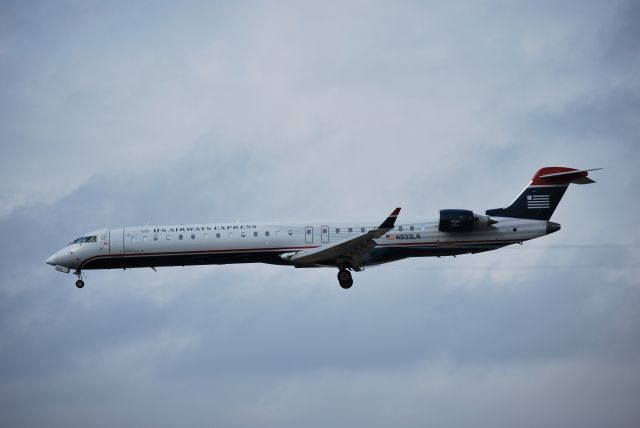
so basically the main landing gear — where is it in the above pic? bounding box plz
[337,269,353,289]
[74,270,85,288]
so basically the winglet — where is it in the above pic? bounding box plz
[378,207,401,229]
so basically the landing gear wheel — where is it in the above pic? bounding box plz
[75,279,85,288]
[337,269,353,289]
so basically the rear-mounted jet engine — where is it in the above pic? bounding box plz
[438,209,497,233]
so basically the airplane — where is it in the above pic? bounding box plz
[46,166,600,289]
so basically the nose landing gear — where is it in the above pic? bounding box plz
[74,270,85,288]
[337,269,353,289]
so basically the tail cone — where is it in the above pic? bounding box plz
[546,221,561,234]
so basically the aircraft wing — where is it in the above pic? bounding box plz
[285,208,401,268]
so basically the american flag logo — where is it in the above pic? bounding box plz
[527,194,550,209]
[386,234,396,240]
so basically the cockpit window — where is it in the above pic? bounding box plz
[70,235,97,244]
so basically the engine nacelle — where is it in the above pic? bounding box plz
[438,209,496,233]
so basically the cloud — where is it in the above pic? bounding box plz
[1,1,639,427]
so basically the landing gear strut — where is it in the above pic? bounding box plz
[337,269,353,289]
[74,270,85,288]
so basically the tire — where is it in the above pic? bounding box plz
[339,278,353,289]
[337,269,351,282]
[337,270,353,289]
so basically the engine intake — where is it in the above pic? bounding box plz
[439,209,496,233]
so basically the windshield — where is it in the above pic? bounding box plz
[69,235,97,245]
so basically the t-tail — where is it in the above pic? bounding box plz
[486,167,601,220]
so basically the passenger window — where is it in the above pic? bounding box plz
[361,227,365,233]
[288,230,293,236]
[216,233,221,238]
[265,231,270,237]
[254,231,258,237]
[153,235,158,241]
[179,234,183,240]
[336,228,340,234]
[410,225,414,231]
[166,235,171,240]
[241,231,246,237]
[348,228,352,233]
[191,234,196,239]
[399,226,403,231]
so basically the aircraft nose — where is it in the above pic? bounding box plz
[46,253,59,266]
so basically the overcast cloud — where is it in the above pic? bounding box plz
[1,1,639,427]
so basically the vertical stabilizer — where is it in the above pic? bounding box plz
[485,167,600,220]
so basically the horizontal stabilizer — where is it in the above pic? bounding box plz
[570,176,596,185]
[537,168,602,184]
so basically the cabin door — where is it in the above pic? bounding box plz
[109,228,124,254]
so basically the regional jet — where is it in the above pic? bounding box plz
[46,167,599,289]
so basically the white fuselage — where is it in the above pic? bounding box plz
[46,217,551,272]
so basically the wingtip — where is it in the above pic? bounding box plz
[379,207,401,229]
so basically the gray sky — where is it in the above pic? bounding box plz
[1,1,639,427]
